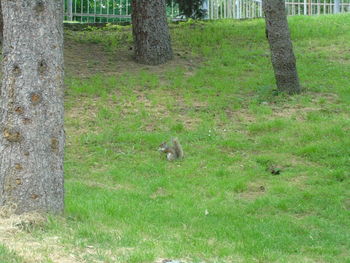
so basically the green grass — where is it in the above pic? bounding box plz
[5,15,350,262]
[0,246,24,263]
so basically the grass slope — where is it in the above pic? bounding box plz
[3,15,350,263]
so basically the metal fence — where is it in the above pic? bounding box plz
[64,0,350,23]
[208,0,350,19]
[285,0,350,16]
[63,0,179,23]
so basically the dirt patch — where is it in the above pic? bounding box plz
[308,92,340,103]
[343,199,350,211]
[64,38,201,79]
[66,98,99,122]
[170,95,207,130]
[68,179,128,192]
[288,174,309,187]
[226,105,328,125]
[224,92,341,124]
[177,115,202,130]
[132,89,170,117]
[271,106,320,119]
[226,108,257,123]
[127,89,202,130]
[150,188,169,199]
[0,206,84,263]
[64,36,205,132]
[65,99,100,139]
[237,182,266,201]
[308,43,350,64]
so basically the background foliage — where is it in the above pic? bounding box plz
[167,0,206,18]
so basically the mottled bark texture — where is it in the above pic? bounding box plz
[0,0,65,214]
[263,0,301,94]
[131,0,173,65]
[0,1,3,43]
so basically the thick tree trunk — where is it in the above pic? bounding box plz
[263,0,301,94]
[131,0,173,65]
[0,0,65,214]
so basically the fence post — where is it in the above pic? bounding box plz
[334,0,340,13]
[236,0,240,19]
[67,0,73,21]
[308,0,311,15]
[202,0,209,19]
[303,0,307,15]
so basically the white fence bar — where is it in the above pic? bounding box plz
[64,0,179,23]
[67,0,73,21]
[64,0,350,23]
[334,0,340,13]
[205,0,350,19]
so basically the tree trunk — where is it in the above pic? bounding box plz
[263,0,301,94]
[0,0,65,214]
[131,0,173,65]
[0,1,3,44]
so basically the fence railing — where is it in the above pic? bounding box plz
[208,0,262,19]
[63,0,179,23]
[285,0,350,16]
[64,0,350,23]
[208,0,350,19]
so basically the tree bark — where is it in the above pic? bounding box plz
[131,0,173,65]
[263,0,301,94]
[0,1,3,44]
[0,0,65,214]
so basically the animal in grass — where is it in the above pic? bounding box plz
[158,138,184,161]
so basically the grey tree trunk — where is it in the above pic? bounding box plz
[131,0,173,65]
[0,0,65,214]
[0,1,3,44]
[263,0,301,94]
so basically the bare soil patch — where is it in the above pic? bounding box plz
[64,38,200,78]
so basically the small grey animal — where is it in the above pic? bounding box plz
[158,138,184,161]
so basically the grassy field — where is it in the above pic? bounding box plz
[1,14,350,263]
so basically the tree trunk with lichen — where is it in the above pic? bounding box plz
[0,0,65,214]
[263,0,301,94]
[131,0,173,65]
